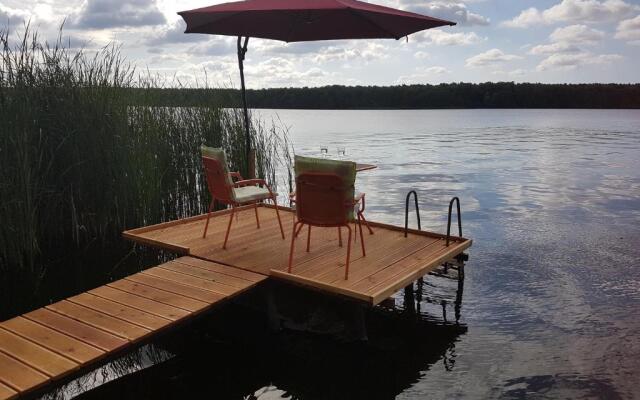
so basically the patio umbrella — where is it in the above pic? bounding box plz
[178,0,455,173]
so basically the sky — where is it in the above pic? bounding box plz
[1,0,639,88]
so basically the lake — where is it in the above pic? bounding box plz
[257,109,640,399]
[63,109,640,400]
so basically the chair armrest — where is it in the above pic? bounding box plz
[234,179,267,188]
[353,193,365,203]
[229,171,243,181]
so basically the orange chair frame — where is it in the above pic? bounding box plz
[202,156,285,249]
[287,172,366,280]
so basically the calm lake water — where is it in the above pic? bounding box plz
[64,109,640,400]
[259,109,640,399]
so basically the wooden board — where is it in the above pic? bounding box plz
[0,256,266,399]
[24,309,128,352]
[123,206,471,305]
[0,351,48,393]
[0,317,103,365]
[0,329,77,377]
[0,381,17,400]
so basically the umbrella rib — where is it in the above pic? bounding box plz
[347,8,401,40]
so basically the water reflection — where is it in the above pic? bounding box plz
[42,269,467,400]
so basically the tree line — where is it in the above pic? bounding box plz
[130,82,640,109]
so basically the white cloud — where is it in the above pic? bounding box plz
[529,42,582,55]
[536,52,623,70]
[311,42,388,64]
[503,0,639,28]
[550,24,605,45]
[144,20,208,47]
[0,4,29,30]
[400,1,489,26]
[615,15,640,44]
[529,24,604,55]
[396,66,451,84]
[414,50,429,59]
[72,0,166,29]
[465,48,522,67]
[413,29,484,46]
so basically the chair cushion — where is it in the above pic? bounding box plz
[233,185,273,203]
[201,146,235,199]
[294,155,357,221]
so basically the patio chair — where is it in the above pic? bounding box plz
[201,146,285,249]
[287,156,366,280]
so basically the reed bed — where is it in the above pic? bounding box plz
[0,27,292,319]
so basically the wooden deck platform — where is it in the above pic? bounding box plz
[124,205,472,305]
[0,256,265,400]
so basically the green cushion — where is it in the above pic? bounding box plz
[294,155,356,220]
[201,146,234,196]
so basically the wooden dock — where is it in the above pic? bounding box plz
[123,204,471,305]
[0,256,266,399]
[1,204,470,399]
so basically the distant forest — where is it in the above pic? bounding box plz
[132,82,640,109]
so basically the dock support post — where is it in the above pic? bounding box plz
[346,303,368,342]
[266,285,281,331]
[403,284,416,315]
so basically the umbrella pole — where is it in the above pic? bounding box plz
[237,36,253,177]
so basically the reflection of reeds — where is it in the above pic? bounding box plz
[0,26,291,319]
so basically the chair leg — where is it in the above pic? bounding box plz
[295,223,304,237]
[338,227,342,247]
[358,213,366,257]
[306,225,312,252]
[202,200,214,238]
[345,225,352,280]
[254,202,260,228]
[288,222,301,273]
[360,212,374,235]
[272,195,285,239]
[223,206,235,249]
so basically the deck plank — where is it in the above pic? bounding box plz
[24,309,127,352]
[67,293,171,331]
[0,317,103,365]
[141,267,238,296]
[90,286,190,321]
[159,261,253,289]
[0,329,77,377]
[174,257,265,283]
[107,279,209,312]
[126,274,224,304]
[0,381,17,400]
[46,301,150,341]
[0,352,49,393]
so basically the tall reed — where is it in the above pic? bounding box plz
[0,26,291,319]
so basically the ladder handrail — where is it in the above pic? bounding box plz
[404,190,421,237]
[446,197,462,246]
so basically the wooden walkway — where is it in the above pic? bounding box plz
[124,205,472,305]
[0,256,266,399]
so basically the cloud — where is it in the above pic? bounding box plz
[396,65,451,84]
[529,24,604,55]
[246,57,332,87]
[615,15,640,44]
[187,37,235,56]
[529,42,582,55]
[144,20,208,46]
[502,0,639,28]
[412,29,484,46]
[465,48,521,67]
[536,52,623,70]
[414,50,429,59]
[72,0,166,29]
[549,24,605,44]
[399,1,489,26]
[311,42,388,64]
[0,4,29,31]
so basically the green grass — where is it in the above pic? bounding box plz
[0,26,292,319]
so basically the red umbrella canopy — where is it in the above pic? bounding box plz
[178,0,456,42]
